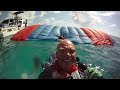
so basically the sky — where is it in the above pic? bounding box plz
[0,11,120,37]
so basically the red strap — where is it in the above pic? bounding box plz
[52,60,80,78]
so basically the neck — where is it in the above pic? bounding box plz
[52,69,70,79]
[52,60,70,78]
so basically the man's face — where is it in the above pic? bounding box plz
[56,40,76,72]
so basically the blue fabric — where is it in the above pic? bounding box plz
[27,24,93,44]
[48,26,61,38]
[68,27,79,38]
[68,37,83,44]
[27,24,47,40]
[36,25,54,39]
[75,27,87,37]
[80,37,93,44]
[60,26,69,38]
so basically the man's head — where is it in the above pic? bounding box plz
[56,39,76,72]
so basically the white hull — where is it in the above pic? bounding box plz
[2,26,25,37]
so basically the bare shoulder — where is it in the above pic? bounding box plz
[38,66,53,79]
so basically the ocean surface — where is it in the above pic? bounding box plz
[0,35,120,79]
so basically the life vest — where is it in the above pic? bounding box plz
[41,53,103,79]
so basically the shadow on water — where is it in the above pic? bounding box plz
[0,35,120,79]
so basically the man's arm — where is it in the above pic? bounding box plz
[38,67,52,79]
[84,66,104,79]
[78,62,104,79]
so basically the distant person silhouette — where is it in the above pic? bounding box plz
[25,19,27,28]
[0,29,4,47]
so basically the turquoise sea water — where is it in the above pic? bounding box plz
[0,35,120,79]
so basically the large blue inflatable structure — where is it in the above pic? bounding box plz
[11,24,113,45]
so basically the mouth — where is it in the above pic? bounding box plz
[63,60,71,62]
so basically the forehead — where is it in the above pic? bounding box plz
[57,40,75,49]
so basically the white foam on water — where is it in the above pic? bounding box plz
[21,73,28,79]
[2,26,25,37]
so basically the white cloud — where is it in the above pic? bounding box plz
[71,11,118,31]
[50,17,55,21]
[100,12,116,16]
[72,11,90,23]
[50,19,79,27]
[87,11,116,17]
[52,11,61,14]
[44,19,50,23]
[73,16,77,20]
[40,17,79,27]
[49,11,62,14]
[109,24,117,27]
[70,11,102,28]
[116,11,120,14]
[69,11,76,16]
[39,11,47,17]
[87,11,99,15]
[7,11,17,18]
[40,19,51,24]
[19,11,36,20]
[89,15,102,23]
[86,11,102,23]
[28,21,34,25]
[38,15,79,27]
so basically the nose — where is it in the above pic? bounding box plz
[65,52,71,59]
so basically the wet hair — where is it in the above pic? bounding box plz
[58,36,65,39]
[57,39,75,51]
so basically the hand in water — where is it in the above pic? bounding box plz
[87,66,103,79]
[33,56,50,70]
[33,56,40,70]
